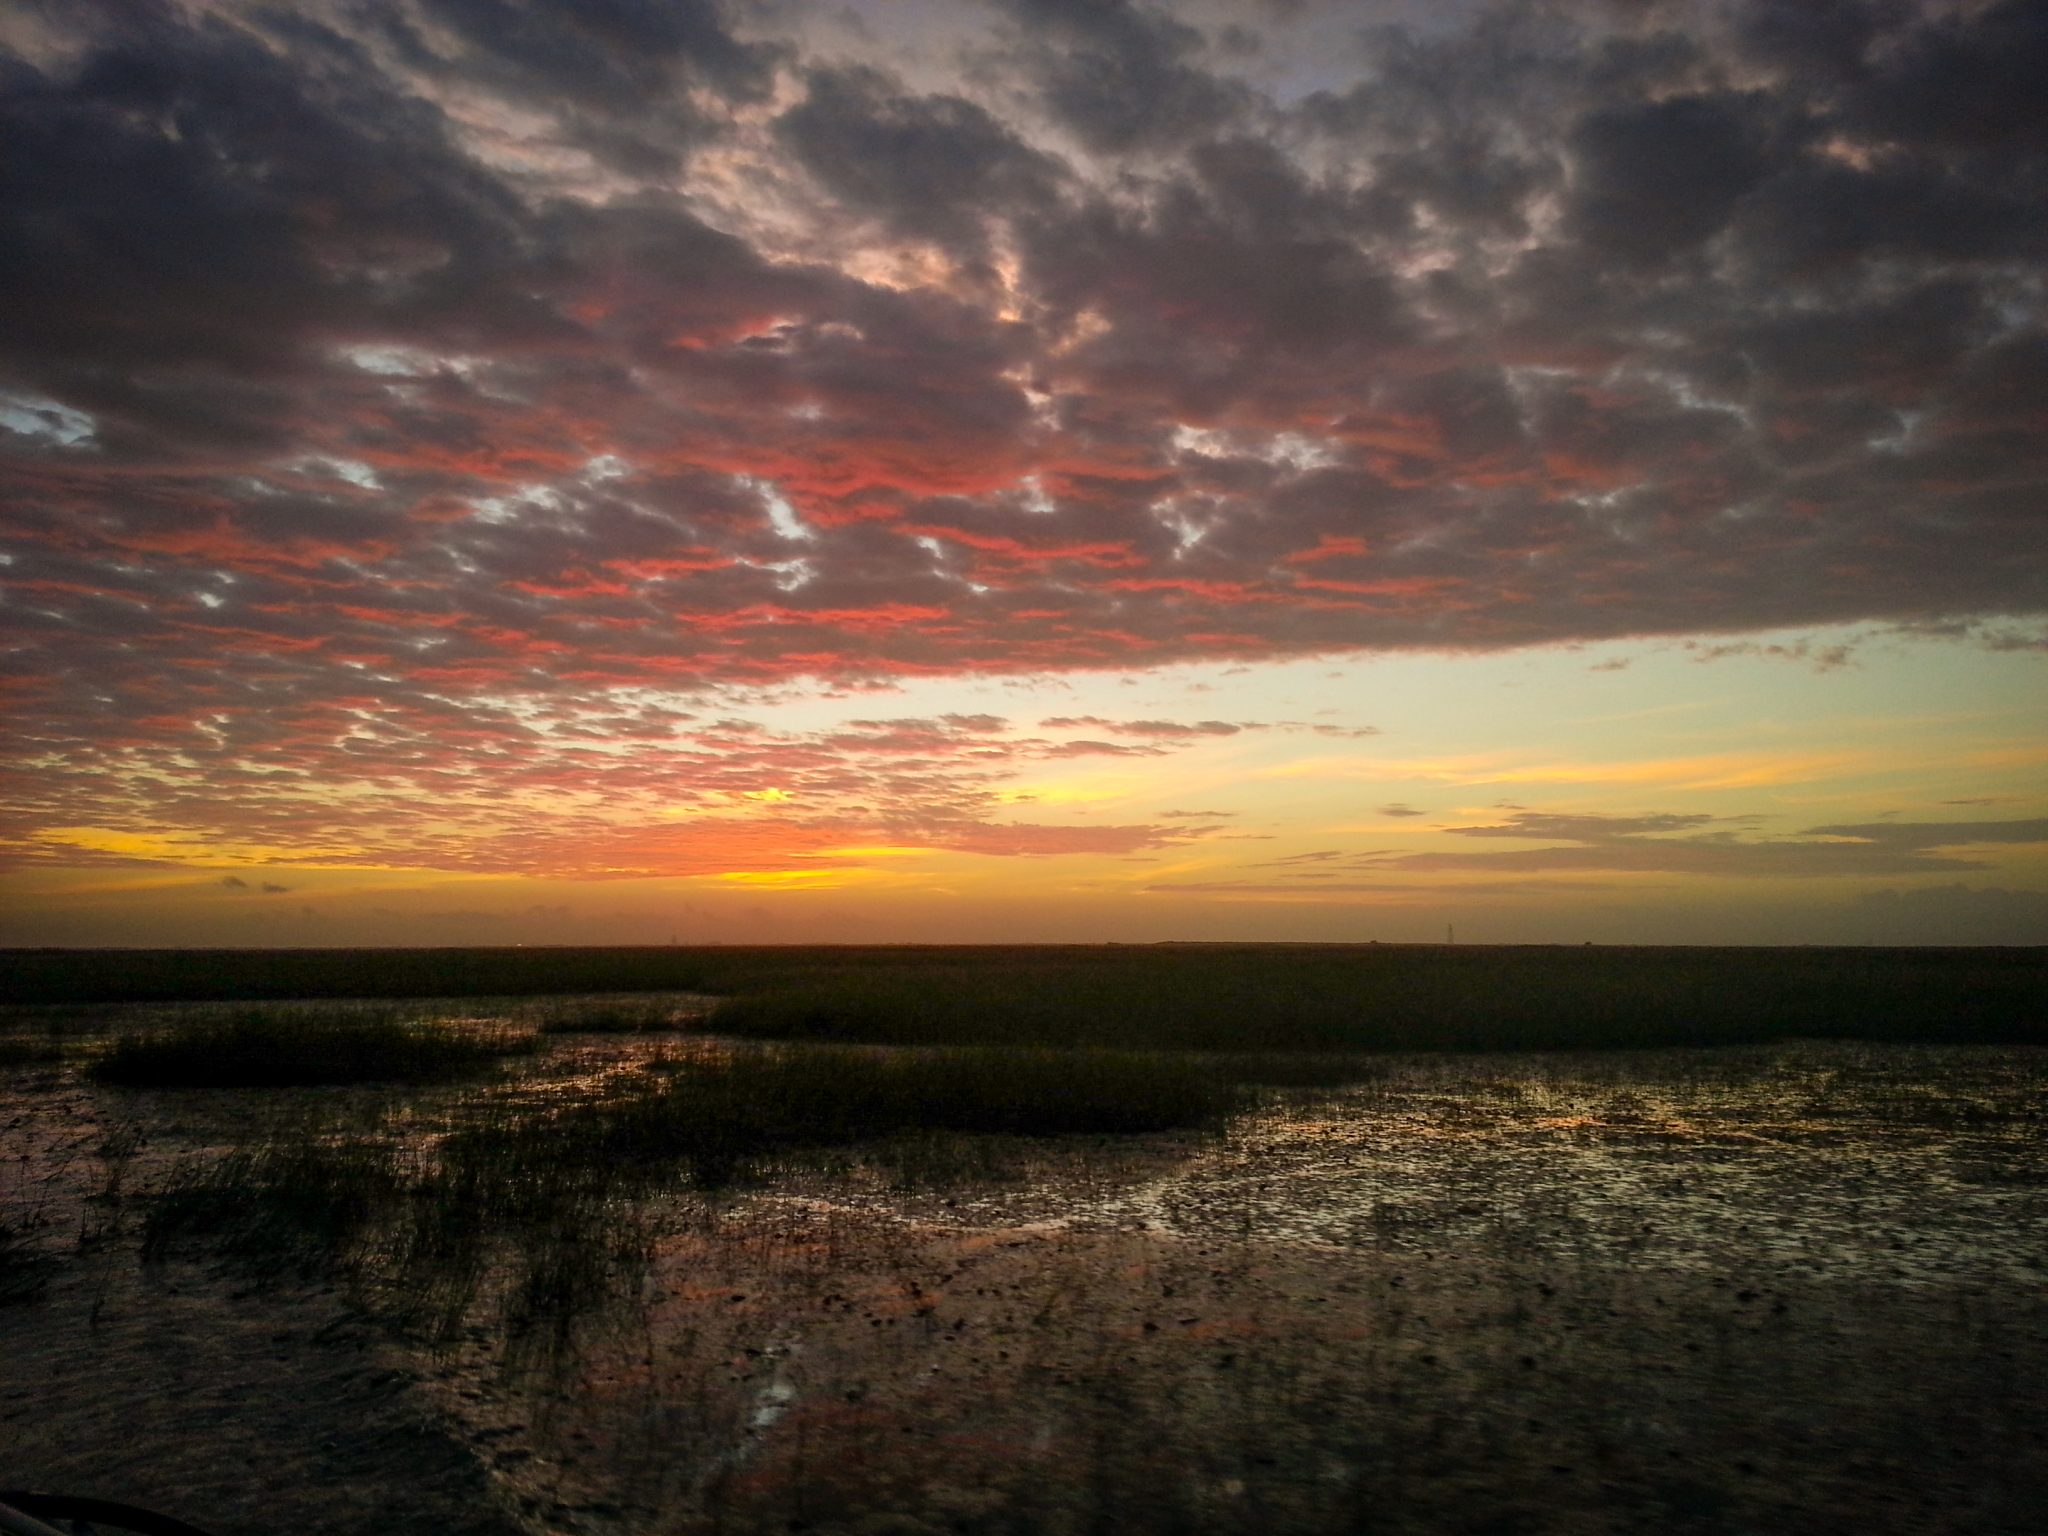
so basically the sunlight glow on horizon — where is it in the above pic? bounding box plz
[6,626,2044,947]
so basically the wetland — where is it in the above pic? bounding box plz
[4,945,2045,1535]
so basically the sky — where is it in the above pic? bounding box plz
[2,0,2045,948]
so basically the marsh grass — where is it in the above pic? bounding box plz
[1211,1051,1391,1087]
[0,1215,52,1305]
[88,1006,538,1088]
[0,1035,64,1068]
[14,944,2043,1056]
[444,1044,1241,1189]
[139,1043,1243,1340]
[532,997,692,1034]
[703,946,2047,1054]
[142,1139,407,1269]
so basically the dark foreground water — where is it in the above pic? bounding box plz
[5,1027,2045,1536]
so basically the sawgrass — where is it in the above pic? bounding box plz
[13,945,2043,1057]
[88,1006,536,1088]
[139,1042,1243,1339]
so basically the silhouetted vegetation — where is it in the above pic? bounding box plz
[88,1007,536,1087]
[0,1216,51,1306]
[22,947,2041,1529]
[138,1043,1243,1342]
[531,997,693,1034]
[459,1044,1237,1177]
[143,1138,408,1271]
[699,944,2048,1053]
[0,1034,64,1068]
[11,944,2041,1053]
[2,947,721,1005]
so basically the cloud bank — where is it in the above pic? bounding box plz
[3,0,2045,874]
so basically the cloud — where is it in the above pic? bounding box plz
[1040,738,1168,758]
[1444,812,1727,841]
[3,0,2046,878]
[1040,716,1243,737]
[1147,809,2048,901]
[1566,93,1771,267]
[1800,818,2048,850]
[991,0,1249,153]
[1,693,1236,879]
[1395,811,2048,879]
[774,63,1064,262]
[1149,879,1613,899]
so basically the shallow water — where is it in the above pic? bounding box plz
[4,1025,2045,1535]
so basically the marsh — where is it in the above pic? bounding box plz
[3,947,2045,1535]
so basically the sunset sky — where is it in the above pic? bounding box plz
[2,0,2044,947]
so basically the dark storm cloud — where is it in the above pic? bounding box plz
[0,10,530,385]
[1565,92,1774,266]
[388,0,779,174]
[775,64,1064,259]
[1731,0,1906,79]
[3,0,2047,873]
[991,0,1250,153]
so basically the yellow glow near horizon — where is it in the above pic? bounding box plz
[29,826,384,868]
[6,628,2043,947]
[713,868,864,889]
[1256,748,1879,791]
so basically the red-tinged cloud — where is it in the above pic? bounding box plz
[0,698,1254,878]
[3,0,2046,877]
[1041,717,1244,738]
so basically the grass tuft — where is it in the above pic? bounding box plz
[0,1216,52,1305]
[702,945,2048,1055]
[88,1007,536,1088]
[0,1035,64,1068]
[138,1043,1242,1337]
[141,1139,405,1269]
[533,997,692,1034]
[448,1044,1238,1192]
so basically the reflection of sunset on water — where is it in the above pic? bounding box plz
[414,1038,2045,1533]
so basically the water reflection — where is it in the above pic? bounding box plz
[5,1018,2045,1536]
